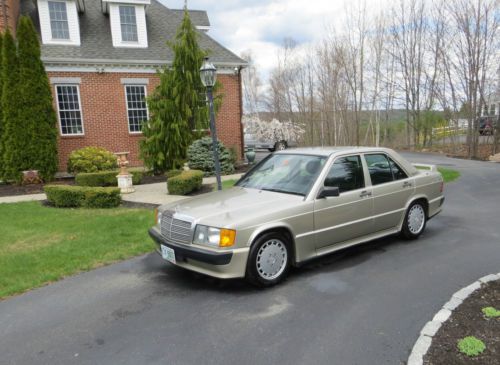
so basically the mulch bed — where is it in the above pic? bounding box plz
[0,179,74,197]
[424,280,500,365]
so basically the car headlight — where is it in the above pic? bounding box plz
[155,209,162,226]
[193,225,236,248]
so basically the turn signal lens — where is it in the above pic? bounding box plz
[220,229,236,247]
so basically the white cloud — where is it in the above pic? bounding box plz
[160,0,390,80]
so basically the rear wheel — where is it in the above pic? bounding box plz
[246,232,291,287]
[401,201,427,240]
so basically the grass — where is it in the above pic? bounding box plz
[0,202,154,299]
[437,167,461,183]
[457,336,486,357]
[482,307,500,318]
[212,179,238,191]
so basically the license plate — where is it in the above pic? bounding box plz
[161,245,176,264]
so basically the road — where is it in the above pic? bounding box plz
[1,152,499,365]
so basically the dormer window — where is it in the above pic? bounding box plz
[103,0,149,48]
[38,0,81,45]
[119,6,138,42]
[48,1,70,39]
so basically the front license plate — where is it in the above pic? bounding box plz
[161,245,176,264]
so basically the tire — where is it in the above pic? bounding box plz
[401,201,427,240]
[275,141,287,151]
[246,232,291,287]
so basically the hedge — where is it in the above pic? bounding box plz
[67,147,118,174]
[166,169,183,179]
[75,168,144,187]
[44,185,121,208]
[167,170,203,195]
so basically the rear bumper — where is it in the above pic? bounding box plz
[149,227,249,279]
[428,196,445,219]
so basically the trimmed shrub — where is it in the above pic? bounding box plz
[166,169,183,179]
[167,170,203,195]
[187,137,235,176]
[67,147,118,174]
[44,185,121,208]
[75,168,144,187]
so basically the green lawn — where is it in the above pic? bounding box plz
[0,202,153,299]
[438,167,461,183]
[212,179,238,191]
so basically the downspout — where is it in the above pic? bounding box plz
[238,66,245,159]
[1,0,8,31]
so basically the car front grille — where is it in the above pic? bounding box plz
[160,211,193,245]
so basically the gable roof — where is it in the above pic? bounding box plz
[170,9,210,28]
[21,0,245,68]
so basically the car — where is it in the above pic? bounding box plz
[244,131,296,152]
[478,116,498,135]
[149,147,445,287]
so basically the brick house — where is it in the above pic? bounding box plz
[0,0,246,171]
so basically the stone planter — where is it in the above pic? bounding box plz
[245,149,256,164]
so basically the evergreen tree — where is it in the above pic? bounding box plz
[0,32,4,178]
[17,16,58,181]
[140,9,212,173]
[0,30,23,181]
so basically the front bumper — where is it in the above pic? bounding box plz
[149,227,249,279]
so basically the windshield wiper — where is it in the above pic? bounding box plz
[260,188,304,197]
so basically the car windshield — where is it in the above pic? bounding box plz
[237,154,327,196]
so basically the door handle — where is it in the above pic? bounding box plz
[360,190,372,198]
[403,181,413,188]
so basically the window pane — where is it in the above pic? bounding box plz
[388,157,408,180]
[325,156,365,193]
[125,85,148,133]
[48,1,70,39]
[56,85,83,135]
[119,6,138,42]
[364,154,393,185]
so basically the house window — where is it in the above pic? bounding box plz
[119,6,138,42]
[55,85,84,135]
[125,85,148,133]
[48,1,70,40]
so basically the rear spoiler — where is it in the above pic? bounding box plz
[412,163,438,172]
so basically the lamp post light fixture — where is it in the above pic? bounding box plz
[200,57,223,191]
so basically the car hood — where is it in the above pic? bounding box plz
[161,187,304,228]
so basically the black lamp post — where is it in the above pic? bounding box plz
[200,57,223,191]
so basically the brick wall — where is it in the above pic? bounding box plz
[47,71,243,172]
[0,0,20,34]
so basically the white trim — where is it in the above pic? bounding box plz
[102,0,150,4]
[120,78,149,85]
[124,84,149,134]
[50,77,81,84]
[109,3,148,48]
[44,64,240,74]
[196,26,210,31]
[54,84,85,137]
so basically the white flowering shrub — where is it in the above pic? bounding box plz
[243,116,304,143]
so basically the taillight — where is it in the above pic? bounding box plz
[440,181,444,193]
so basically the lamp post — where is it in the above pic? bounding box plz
[200,57,222,191]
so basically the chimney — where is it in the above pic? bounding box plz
[0,0,20,35]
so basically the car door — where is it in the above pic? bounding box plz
[314,155,374,251]
[364,153,415,232]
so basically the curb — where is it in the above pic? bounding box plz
[407,273,500,365]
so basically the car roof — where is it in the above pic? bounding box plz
[275,147,396,157]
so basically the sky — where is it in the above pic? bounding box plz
[160,0,388,80]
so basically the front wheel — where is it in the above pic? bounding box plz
[401,201,427,240]
[246,232,291,287]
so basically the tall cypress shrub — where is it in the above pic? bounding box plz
[17,16,58,181]
[0,30,23,181]
[0,32,4,178]
[140,9,211,173]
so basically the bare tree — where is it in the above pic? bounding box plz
[240,50,263,117]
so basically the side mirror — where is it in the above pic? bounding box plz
[317,186,340,199]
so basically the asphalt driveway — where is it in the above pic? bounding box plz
[1,152,499,365]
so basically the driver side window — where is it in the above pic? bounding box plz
[325,155,365,193]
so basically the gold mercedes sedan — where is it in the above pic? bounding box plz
[149,147,444,287]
